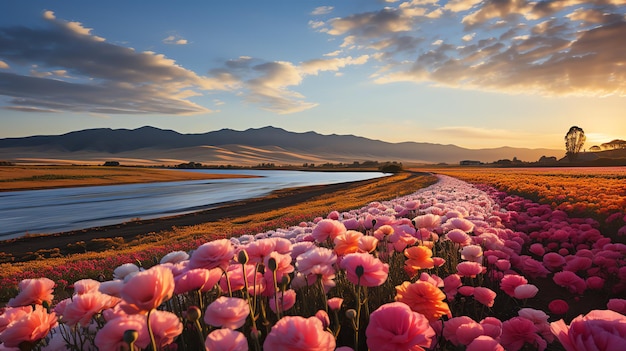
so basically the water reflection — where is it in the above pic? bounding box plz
[0,170,386,239]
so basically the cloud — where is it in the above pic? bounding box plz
[0,11,235,115]
[300,55,369,75]
[311,6,334,15]
[0,61,9,69]
[163,35,188,45]
[316,0,626,97]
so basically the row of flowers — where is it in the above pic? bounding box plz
[1,174,625,350]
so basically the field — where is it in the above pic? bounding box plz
[0,168,624,350]
[0,165,253,192]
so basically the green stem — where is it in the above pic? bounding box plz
[146,309,157,351]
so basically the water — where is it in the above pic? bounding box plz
[0,169,387,239]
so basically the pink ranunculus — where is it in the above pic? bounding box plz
[548,299,570,315]
[473,287,497,307]
[500,274,528,297]
[174,267,221,294]
[480,317,502,339]
[461,245,484,263]
[446,229,472,246]
[366,302,435,351]
[0,306,32,333]
[113,263,140,280]
[513,284,539,299]
[412,214,441,230]
[263,316,335,350]
[456,261,484,277]
[327,297,343,311]
[149,310,183,348]
[458,286,475,296]
[269,289,297,314]
[205,328,248,351]
[542,252,566,271]
[312,219,346,242]
[315,310,330,329]
[72,278,100,295]
[585,276,605,290]
[295,247,337,277]
[219,263,266,296]
[529,243,545,256]
[340,252,389,287]
[189,238,235,270]
[62,291,116,327]
[358,235,379,253]
[94,314,149,351]
[550,310,626,351]
[466,336,504,351]
[607,298,626,314]
[7,278,55,307]
[501,317,547,351]
[98,280,124,297]
[159,250,189,264]
[443,316,478,346]
[204,297,250,329]
[0,305,57,348]
[553,271,587,295]
[120,265,175,314]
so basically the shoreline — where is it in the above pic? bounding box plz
[0,177,385,261]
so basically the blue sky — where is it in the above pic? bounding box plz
[1,0,625,149]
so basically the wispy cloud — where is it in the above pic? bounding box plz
[311,6,334,16]
[317,0,626,97]
[0,11,233,115]
[163,35,188,45]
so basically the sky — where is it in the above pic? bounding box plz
[0,0,625,150]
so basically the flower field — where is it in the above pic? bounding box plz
[1,172,625,350]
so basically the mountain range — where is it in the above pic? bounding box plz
[0,126,564,166]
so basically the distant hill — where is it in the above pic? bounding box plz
[0,126,565,166]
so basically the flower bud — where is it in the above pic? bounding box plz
[123,330,139,345]
[237,249,249,265]
[355,265,364,278]
[186,306,201,322]
[267,257,278,272]
[346,309,357,320]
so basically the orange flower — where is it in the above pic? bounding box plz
[395,281,451,322]
[404,246,435,271]
[334,230,363,256]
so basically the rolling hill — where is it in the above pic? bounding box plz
[0,126,564,166]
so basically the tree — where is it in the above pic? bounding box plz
[564,126,586,161]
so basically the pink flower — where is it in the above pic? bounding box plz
[245,239,276,264]
[315,310,330,329]
[443,316,481,346]
[446,229,472,245]
[296,247,337,277]
[174,267,221,294]
[461,245,483,263]
[149,310,183,348]
[327,297,344,311]
[189,238,235,270]
[269,289,297,314]
[7,278,55,307]
[366,302,435,351]
[513,284,539,299]
[204,297,250,329]
[542,252,566,271]
[120,265,175,314]
[412,214,441,230]
[312,219,346,242]
[205,328,248,351]
[551,310,626,351]
[62,291,117,327]
[358,235,379,253]
[72,279,100,295]
[529,243,545,256]
[456,261,484,277]
[548,299,570,315]
[159,250,189,264]
[586,276,605,290]
[607,299,626,314]
[263,251,295,288]
[466,336,504,351]
[501,317,547,351]
[553,271,587,294]
[219,264,266,296]
[340,252,389,287]
[500,274,528,297]
[480,317,502,339]
[94,314,149,351]
[473,287,496,307]
[0,305,57,348]
[263,316,335,350]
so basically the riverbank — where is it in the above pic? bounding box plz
[0,165,254,192]
[1,172,437,263]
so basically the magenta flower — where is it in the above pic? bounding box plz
[189,238,235,270]
[551,310,626,351]
[366,302,435,351]
[542,252,566,271]
[443,316,481,346]
[480,317,502,339]
[607,298,626,314]
[501,317,547,351]
[553,271,587,294]
[456,261,484,277]
[204,297,250,329]
[473,287,496,307]
[7,277,55,307]
[340,252,389,287]
[548,299,570,315]
[500,274,528,297]
[205,328,249,351]
[120,265,175,314]
[466,336,504,351]
[263,316,335,350]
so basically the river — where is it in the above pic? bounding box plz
[0,169,387,239]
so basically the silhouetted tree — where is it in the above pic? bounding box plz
[565,126,586,161]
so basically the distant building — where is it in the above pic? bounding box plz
[460,160,482,166]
